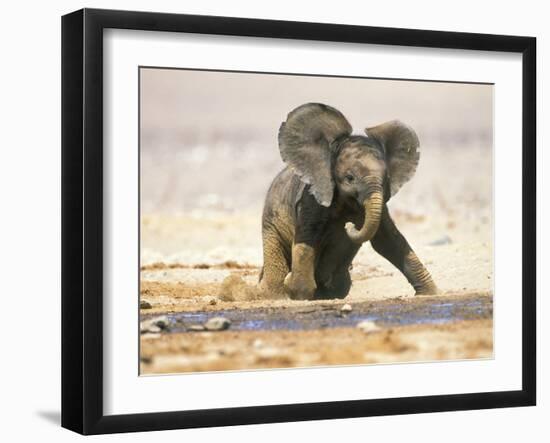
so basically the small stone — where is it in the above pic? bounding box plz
[140,322,161,334]
[204,296,218,306]
[152,316,169,329]
[140,316,169,334]
[204,316,231,331]
[357,320,381,333]
[340,303,353,313]
[189,324,206,332]
[252,339,264,348]
[428,235,452,246]
[140,299,152,309]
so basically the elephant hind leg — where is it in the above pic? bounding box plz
[259,232,290,299]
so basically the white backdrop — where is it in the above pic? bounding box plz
[0,0,545,441]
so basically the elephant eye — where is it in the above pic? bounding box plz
[345,174,355,183]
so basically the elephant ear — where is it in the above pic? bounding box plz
[365,120,420,197]
[278,103,352,207]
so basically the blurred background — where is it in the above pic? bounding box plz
[140,68,493,272]
[141,68,492,212]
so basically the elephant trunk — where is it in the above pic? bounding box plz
[345,185,384,244]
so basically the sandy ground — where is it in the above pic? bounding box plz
[141,320,493,374]
[139,144,493,374]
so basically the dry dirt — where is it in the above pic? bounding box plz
[141,319,493,374]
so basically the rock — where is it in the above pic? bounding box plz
[356,320,381,333]
[140,299,153,309]
[204,316,231,331]
[189,324,206,332]
[152,316,169,329]
[140,322,161,334]
[140,316,169,334]
[340,303,353,313]
[252,339,264,348]
[203,295,218,306]
[428,235,452,246]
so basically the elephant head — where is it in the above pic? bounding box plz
[278,103,420,245]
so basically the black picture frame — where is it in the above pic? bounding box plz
[61,8,536,435]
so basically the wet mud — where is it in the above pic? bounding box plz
[142,294,492,333]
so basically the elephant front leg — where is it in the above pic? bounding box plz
[401,250,439,295]
[371,207,439,296]
[284,243,317,300]
[285,187,330,300]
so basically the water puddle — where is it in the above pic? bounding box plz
[143,296,492,333]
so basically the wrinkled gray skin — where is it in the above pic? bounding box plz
[259,103,439,300]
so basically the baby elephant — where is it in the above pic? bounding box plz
[259,103,438,300]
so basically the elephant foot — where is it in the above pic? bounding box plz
[258,280,288,300]
[314,288,348,300]
[414,283,441,296]
[315,271,352,299]
[284,272,316,300]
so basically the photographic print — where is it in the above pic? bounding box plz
[62,10,535,433]
[139,67,494,375]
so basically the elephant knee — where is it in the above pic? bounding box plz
[284,272,316,300]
